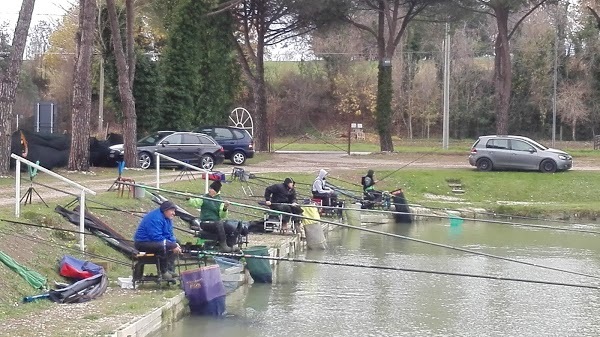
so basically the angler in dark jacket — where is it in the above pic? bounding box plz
[264,177,303,232]
[362,169,382,202]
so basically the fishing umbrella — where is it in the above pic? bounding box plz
[0,250,47,290]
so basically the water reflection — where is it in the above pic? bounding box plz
[161,218,600,337]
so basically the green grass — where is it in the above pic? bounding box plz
[331,169,600,218]
[271,136,600,157]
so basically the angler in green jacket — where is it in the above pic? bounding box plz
[188,180,234,252]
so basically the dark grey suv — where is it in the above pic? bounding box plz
[108,131,225,170]
[468,135,573,173]
[194,126,254,165]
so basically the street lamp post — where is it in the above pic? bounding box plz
[442,22,450,150]
[552,1,560,147]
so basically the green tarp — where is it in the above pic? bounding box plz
[0,250,47,290]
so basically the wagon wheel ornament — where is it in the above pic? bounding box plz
[229,107,254,136]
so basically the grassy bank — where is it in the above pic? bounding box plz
[272,136,600,158]
[243,168,600,219]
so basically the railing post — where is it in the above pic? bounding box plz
[15,160,21,217]
[205,170,209,194]
[11,155,96,223]
[152,152,211,193]
[155,152,160,189]
[79,190,86,252]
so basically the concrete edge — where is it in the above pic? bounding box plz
[111,292,188,337]
[110,235,305,337]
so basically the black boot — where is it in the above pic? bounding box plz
[216,222,232,252]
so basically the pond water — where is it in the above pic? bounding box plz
[160,217,600,337]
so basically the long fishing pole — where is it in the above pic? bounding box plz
[245,177,313,201]
[298,203,600,236]
[402,202,577,224]
[1,217,137,244]
[200,251,599,290]
[0,225,131,267]
[124,182,600,281]
[324,173,586,226]
[378,152,432,182]
[31,179,150,220]
[238,176,337,204]
[324,181,362,199]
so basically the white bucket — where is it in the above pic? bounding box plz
[117,277,134,289]
[134,186,145,199]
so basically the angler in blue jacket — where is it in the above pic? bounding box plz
[134,201,182,280]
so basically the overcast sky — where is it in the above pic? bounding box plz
[0,1,310,61]
[0,1,73,33]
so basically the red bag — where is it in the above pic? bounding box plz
[200,171,225,181]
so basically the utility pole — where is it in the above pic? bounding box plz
[442,22,450,150]
[552,2,559,147]
[98,57,105,137]
[98,3,105,138]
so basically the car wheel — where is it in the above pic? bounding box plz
[200,154,215,170]
[476,158,493,171]
[540,159,557,173]
[231,151,247,165]
[138,152,152,169]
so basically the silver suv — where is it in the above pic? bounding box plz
[468,135,573,173]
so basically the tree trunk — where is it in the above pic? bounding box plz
[0,0,35,175]
[107,0,137,167]
[373,0,394,152]
[68,0,97,171]
[493,7,512,135]
[126,0,136,87]
[376,64,394,151]
[253,74,268,151]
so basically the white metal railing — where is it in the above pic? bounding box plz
[12,154,96,252]
[153,152,211,194]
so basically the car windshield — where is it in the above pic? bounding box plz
[137,132,171,146]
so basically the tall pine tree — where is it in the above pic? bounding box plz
[161,0,239,130]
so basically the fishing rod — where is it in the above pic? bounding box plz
[29,179,149,220]
[397,201,578,225]
[247,178,312,199]
[0,216,201,266]
[200,251,600,290]
[0,217,137,244]
[250,172,363,203]
[157,190,263,217]
[244,177,315,201]
[1,212,195,253]
[327,176,362,189]
[86,206,146,215]
[0,225,131,267]
[295,203,600,236]
[239,176,335,203]
[123,181,600,281]
[325,175,586,226]
[378,152,432,182]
